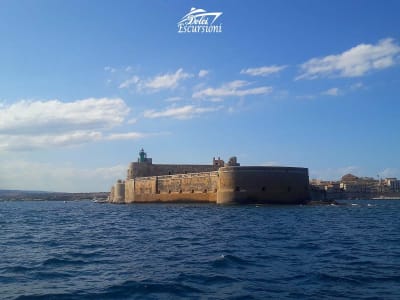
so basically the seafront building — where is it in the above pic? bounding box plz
[310,174,400,199]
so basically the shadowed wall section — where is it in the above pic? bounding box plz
[217,166,310,204]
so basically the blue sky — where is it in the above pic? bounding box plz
[0,0,400,192]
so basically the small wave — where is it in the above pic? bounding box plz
[212,254,250,268]
[178,272,238,285]
[99,279,201,298]
[34,270,74,279]
[316,272,363,284]
[42,257,87,267]
[2,265,35,273]
[16,292,82,300]
[16,280,201,300]
[65,250,103,259]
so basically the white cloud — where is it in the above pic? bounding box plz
[193,80,272,99]
[0,131,147,151]
[143,105,222,120]
[119,76,140,89]
[296,38,400,80]
[0,98,150,151]
[106,132,145,141]
[350,82,364,90]
[0,131,103,151]
[145,68,192,90]
[126,118,138,124]
[165,96,182,102]
[0,159,126,192]
[240,65,287,76]
[119,68,192,91]
[104,66,116,73]
[208,97,224,102]
[322,87,340,96]
[0,98,129,134]
[198,69,209,78]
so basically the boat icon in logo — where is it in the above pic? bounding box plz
[178,7,223,33]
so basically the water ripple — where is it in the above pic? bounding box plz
[1,200,400,299]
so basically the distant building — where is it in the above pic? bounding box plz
[385,178,400,192]
[325,182,341,193]
[339,173,378,193]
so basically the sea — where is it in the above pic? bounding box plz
[1,200,400,300]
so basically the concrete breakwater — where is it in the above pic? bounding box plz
[108,149,311,205]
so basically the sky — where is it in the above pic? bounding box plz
[0,0,400,192]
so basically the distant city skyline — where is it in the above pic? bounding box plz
[0,0,400,192]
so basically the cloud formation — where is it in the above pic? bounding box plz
[198,69,209,78]
[193,80,272,99]
[0,159,126,192]
[0,98,129,134]
[296,38,400,80]
[322,87,340,96]
[0,98,146,151]
[119,68,192,91]
[119,76,140,89]
[240,65,287,76]
[143,105,222,120]
[146,68,192,90]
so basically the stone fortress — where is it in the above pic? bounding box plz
[108,149,311,205]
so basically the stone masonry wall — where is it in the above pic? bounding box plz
[124,172,219,203]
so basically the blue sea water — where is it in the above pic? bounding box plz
[1,200,400,299]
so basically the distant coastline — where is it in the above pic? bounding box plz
[0,190,108,202]
[311,173,400,201]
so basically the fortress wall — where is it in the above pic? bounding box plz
[157,172,218,193]
[114,165,311,205]
[217,166,310,204]
[125,172,219,203]
[129,163,219,178]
